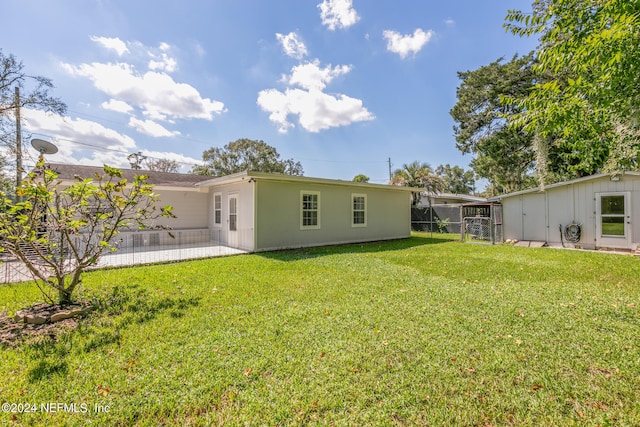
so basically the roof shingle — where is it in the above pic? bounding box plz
[47,164,214,188]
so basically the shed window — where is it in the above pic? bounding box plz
[352,193,367,227]
[301,191,320,229]
[601,195,625,236]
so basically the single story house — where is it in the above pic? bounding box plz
[491,172,640,251]
[196,171,414,251]
[49,165,414,252]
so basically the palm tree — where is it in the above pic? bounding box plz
[391,161,444,205]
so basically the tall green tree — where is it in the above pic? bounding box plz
[450,53,540,195]
[435,164,476,195]
[391,161,443,205]
[192,138,303,176]
[352,174,370,183]
[504,0,640,179]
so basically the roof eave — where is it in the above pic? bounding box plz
[197,171,418,191]
[493,171,640,200]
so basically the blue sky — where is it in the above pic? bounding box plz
[2,0,537,185]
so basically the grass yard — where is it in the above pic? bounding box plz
[1,233,639,426]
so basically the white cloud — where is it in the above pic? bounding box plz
[128,117,181,138]
[276,32,308,59]
[62,61,226,122]
[139,149,201,172]
[148,53,177,72]
[21,109,198,171]
[23,109,136,150]
[444,18,455,26]
[90,36,129,56]
[318,0,360,30]
[258,88,373,133]
[102,99,133,114]
[383,28,434,59]
[284,60,351,91]
[22,108,137,168]
[257,60,373,133]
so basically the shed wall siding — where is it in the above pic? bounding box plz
[501,175,640,250]
[254,180,410,251]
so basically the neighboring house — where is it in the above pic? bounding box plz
[491,172,640,251]
[50,165,415,252]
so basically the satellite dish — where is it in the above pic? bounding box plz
[31,138,58,155]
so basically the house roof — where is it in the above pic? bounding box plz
[197,170,418,191]
[419,192,487,204]
[47,163,214,189]
[490,171,640,201]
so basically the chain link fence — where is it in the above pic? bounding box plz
[460,204,503,244]
[411,205,462,233]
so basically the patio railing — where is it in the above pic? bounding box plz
[0,228,254,284]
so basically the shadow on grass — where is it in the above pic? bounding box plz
[257,234,457,262]
[81,285,200,351]
[22,285,200,382]
[28,360,68,382]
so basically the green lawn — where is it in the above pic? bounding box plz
[1,233,639,426]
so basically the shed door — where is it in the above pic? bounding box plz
[596,192,631,249]
[522,193,547,241]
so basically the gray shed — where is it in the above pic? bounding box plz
[492,172,640,251]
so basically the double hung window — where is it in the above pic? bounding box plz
[352,194,367,227]
[300,191,320,229]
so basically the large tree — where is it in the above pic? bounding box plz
[435,164,476,195]
[504,0,640,180]
[352,174,370,183]
[1,50,67,189]
[146,158,180,173]
[391,161,443,205]
[0,159,174,304]
[192,138,303,176]
[450,53,540,195]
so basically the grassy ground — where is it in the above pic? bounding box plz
[1,233,639,426]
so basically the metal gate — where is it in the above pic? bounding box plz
[461,204,502,244]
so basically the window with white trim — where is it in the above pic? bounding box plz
[352,193,367,227]
[300,191,320,229]
[213,193,222,226]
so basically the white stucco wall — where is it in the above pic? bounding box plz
[154,188,210,230]
[206,180,255,251]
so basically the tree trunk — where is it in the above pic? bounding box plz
[58,287,73,304]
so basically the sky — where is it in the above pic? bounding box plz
[1,0,538,185]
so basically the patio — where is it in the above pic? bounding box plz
[0,243,247,284]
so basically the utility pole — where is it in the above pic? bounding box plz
[15,87,22,192]
[387,157,392,183]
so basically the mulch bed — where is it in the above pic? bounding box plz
[0,303,84,347]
